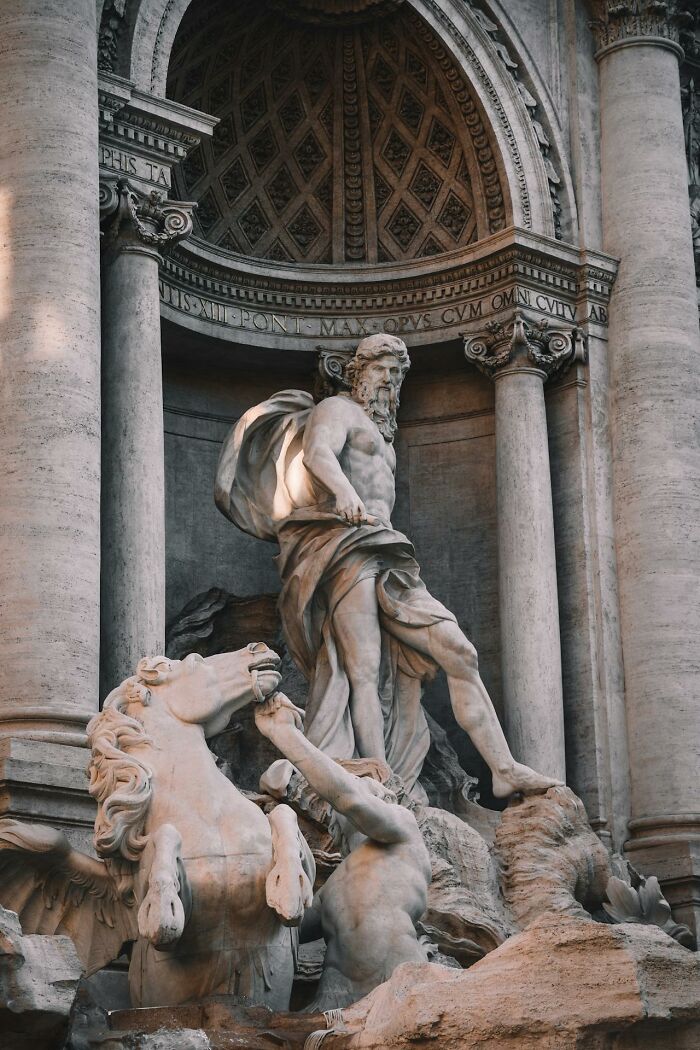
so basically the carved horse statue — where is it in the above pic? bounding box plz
[0,644,314,1009]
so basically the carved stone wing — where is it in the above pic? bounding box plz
[0,817,138,974]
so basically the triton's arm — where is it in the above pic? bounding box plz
[303,398,367,525]
[254,695,413,845]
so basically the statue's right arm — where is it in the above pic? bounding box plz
[255,700,412,845]
[303,399,367,525]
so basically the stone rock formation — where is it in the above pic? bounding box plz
[319,916,700,1049]
[0,905,83,1050]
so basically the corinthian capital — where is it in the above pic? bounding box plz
[100,178,196,256]
[589,1,692,54]
[463,310,585,382]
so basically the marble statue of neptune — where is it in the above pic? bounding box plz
[216,334,559,798]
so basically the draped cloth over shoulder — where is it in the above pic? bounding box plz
[215,390,456,793]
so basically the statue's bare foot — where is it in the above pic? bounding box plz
[492,762,563,799]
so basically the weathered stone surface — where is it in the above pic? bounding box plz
[216,336,560,802]
[0,0,101,744]
[71,995,328,1049]
[416,804,512,962]
[327,917,700,1049]
[166,587,482,806]
[0,905,83,1050]
[494,785,611,928]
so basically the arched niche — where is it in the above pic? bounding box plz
[102,0,577,244]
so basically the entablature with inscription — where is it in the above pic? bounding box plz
[158,227,617,351]
[99,71,218,197]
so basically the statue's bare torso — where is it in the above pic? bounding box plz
[313,824,431,1002]
[304,394,396,526]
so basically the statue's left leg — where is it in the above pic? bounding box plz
[389,619,562,796]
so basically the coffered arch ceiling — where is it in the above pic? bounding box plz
[166,0,510,266]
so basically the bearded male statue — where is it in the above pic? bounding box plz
[215,334,559,798]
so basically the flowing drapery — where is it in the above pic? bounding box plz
[215,391,455,791]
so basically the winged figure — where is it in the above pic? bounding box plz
[0,644,315,1010]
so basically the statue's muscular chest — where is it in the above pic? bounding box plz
[344,414,395,473]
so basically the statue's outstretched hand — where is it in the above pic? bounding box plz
[254,692,305,737]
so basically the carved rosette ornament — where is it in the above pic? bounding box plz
[589,0,693,54]
[463,310,585,382]
[100,178,197,257]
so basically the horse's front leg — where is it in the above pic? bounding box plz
[137,823,191,951]
[265,804,315,926]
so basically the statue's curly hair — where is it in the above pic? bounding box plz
[86,658,172,862]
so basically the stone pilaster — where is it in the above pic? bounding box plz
[100,179,195,698]
[595,3,700,935]
[464,311,584,782]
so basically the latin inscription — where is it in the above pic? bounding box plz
[100,145,170,189]
[159,280,608,339]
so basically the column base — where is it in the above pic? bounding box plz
[0,737,96,854]
[625,818,700,939]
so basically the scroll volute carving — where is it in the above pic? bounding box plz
[315,346,353,399]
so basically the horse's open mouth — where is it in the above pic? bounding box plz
[252,657,279,671]
[246,641,281,671]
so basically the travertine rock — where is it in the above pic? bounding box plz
[328,916,700,1049]
[416,805,512,962]
[0,905,83,1050]
[494,785,611,928]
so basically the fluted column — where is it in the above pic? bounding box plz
[99,179,195,696]
[0,0,101,744]
[465,311,583,782]
[592,1,700,933]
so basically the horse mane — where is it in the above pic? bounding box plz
[86,658,171,863]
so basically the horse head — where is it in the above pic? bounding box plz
[86,642,281,864]
[126,642,281,737]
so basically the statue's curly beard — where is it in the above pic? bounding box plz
[352,377,400,441]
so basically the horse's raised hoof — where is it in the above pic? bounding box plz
[137,874,186,950]
[266,864,313,927]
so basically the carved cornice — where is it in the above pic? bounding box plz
[157,229,616,350]
[463,309,586,381]
[589,0,692,55]
[100,178,196,257]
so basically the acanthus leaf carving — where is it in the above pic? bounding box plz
[589,0,693,52]
[463,309,585,381]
